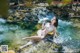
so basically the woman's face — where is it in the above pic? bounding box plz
[51,17,56,24]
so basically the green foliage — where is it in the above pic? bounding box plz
[62,0,72,4]
[46,0,53,5]
[0,0,9,18]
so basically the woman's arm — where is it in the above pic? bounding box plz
[53,27,58,38]
[42,22,45,30]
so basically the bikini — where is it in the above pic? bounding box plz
[43,22,55,42]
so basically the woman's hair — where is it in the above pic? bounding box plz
[53,18,58,27]
[45,18,58,27]
[46,20,51,23]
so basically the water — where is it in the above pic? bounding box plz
[0,8,80,52]
[0,18,32,46]
[55,20,80,49]
[35,7,80,50]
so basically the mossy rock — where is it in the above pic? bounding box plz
[21,40,63,53]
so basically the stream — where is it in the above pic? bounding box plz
[0,7,80,53]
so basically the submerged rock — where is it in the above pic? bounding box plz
[0,18,6,23]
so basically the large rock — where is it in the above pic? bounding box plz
[8,50,15,53]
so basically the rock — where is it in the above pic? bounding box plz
[62,46,74,53]
[7,16,14,22]
[0,47,1,52]
[37,3,49,7]
[8,50,15,53]
[1,50,15,53]
[22,40,63,53]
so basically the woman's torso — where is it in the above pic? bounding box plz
[45,22,55,32]
[37,22,55,38]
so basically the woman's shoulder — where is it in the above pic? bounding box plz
[45,22,51,25]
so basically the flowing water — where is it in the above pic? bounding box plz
[0,7,80,52]
[55,20,80,50]
[0,18,32,47]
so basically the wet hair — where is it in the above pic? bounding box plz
[53,18,58,27]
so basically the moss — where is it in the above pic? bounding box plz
[30,23,42,36]
[0,40,12,46]
[35,23,42,30]
[25,1,33,8]
[46,0,53,5]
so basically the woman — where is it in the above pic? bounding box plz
[43,16,58,42]
[19,16,58,49]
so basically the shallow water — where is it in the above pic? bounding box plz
[0,19,32,46]
[0,8,80,52]
[56,20,80,49]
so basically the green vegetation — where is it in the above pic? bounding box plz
[46,0,53,5]
[62,0,72,4]
[0,0,9,18]
[30,23,42,36]
[61,0,73,6]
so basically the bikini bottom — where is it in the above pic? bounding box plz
[43,34,54,42]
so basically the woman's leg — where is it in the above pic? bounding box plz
[20,36,42,49]
[22,35,37,40]
[23,36,42,41]
[30,36,42,41]
[19,40,33,49]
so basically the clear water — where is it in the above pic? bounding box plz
[0,18,32,45]
[56,20,80,49]
[0,9,80,51]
